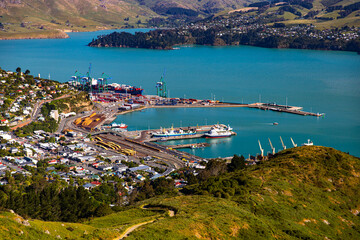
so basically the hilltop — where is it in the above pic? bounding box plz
[0,0,249,39]
[0,146,359,239]
[129,146,360,239]
[1,0,359,40]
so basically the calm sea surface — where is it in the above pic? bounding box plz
[1,29,359,158]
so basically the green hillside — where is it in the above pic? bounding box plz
[1,146,359,239]
[128,146,360,239]
[0,0,250,39]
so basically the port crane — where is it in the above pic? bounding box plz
[80,63,93,92]
[98,72,111,93]
[290,137,297,147]
[268,138,275,155]
[258,140,264,157]
[156,70,167,98]
[71,70,83,86]
[280,136,286,150]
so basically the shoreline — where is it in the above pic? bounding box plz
[0,27,152,41]
[2,29,359,54]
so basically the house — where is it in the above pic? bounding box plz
[90,181,101,186]
[46,166,56,172]
[129,165,151,172]
[23,110,30,115]
[24,156,38,165]
[136,174,145,181]
[114,164,128,172]
[98,165,113,171]
[23,148,33,157]
[0,162,6,170]
[0,133,11,140]
[76,156,96,163]
[14,158,26,165]
[0,179,8,185]
[48,159,58,165]
[59,158,69,164]
[10,147,18,154]
[82,183,96,190]
[49,110,59,120]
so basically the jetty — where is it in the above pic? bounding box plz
[248,103,324,117]
[166,143,210,149]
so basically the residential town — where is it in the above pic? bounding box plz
[0,67,200,206]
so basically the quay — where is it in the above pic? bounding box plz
[248,103,324,117]
[122,124,236,142]
[166,143,210,149]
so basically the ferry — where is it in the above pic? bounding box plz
[204,124,233,138]
[152,127,196,138]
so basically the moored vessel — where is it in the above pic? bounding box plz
[204,124,233,138]
[152,126,196,138]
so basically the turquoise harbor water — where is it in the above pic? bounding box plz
[0,29,359,158]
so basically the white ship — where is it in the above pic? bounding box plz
[302,139,313,146]
[204,125,233,138]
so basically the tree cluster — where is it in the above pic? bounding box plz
[0,173,122,222]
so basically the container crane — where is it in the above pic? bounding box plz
[70,70,83,86]
[280,136,286,150]
[290,137,297,147]
[156,70,167,98]
[268,138,275,155]
[82,63,93,92]
[98,72,111,93]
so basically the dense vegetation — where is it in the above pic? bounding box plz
[0,172,121,222]
[89,27,360,52]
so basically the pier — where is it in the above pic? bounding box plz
[248,103,324,117]
[121,124,236,142]
[166,143,210,149]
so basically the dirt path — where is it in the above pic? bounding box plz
[115,219,157,240]
[114,206,176,240]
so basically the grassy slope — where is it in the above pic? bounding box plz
[0,207,160,240]
[0,146,359,239]
[129,146,360,239]
[0,0,250,39]
[0,0,158,39]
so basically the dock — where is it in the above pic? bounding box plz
[249,103,324,117]
[166,143,210,149]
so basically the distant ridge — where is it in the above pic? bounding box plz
[0,0,249,39]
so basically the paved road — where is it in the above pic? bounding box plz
[11,94,73,130]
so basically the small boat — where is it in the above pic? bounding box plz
[273,122,278,125]
[302,139,313,146]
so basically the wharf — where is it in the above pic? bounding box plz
[123,124,234,142]
[167,143,210,149]
[249,103,324,117]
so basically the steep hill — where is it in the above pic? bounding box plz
[0,0,250,39]
[130,146,360,239]
[0,146,359,239]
